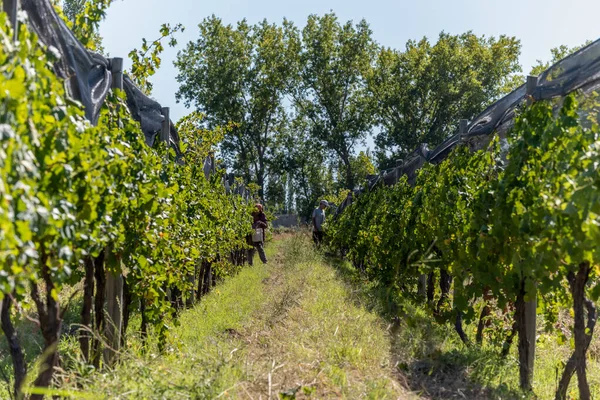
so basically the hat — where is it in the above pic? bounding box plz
[320,200,329,206]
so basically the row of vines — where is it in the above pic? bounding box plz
[0,14,254,399]
[328,94,600,399]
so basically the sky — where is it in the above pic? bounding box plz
[99,0,600,152]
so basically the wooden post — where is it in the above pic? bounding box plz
[110,58,123,116]
[515,279,537,391]
[161,107,170,143]
[104,59,125,365]
[110,58,124,90]
[3,0,18,42]
[104,250,123,365]
[524,282,537,389]
[526,75,538,104]
[457,119,468,146]
[418,274,427,302]
[459,119,468,136]
[395,159,403,184]
[518,67,537,388]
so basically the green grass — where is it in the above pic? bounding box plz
[1,246,275,399]
[233,234,406,399]
[65,249,275,399]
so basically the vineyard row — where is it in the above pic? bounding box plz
[329,95,600,399]
[0,13,254,399]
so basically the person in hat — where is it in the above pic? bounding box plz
[312,200,329,246]
[248,203,268,265]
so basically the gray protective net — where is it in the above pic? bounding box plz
[20,0,181,157]
[336,37,600,216]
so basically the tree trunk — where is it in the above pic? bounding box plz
[353,257,366,273]
[170,285,183,316]
[79,256,95,363]
[341,152,354,191]
[427,272,435,304]
[254,142,266,201]
[202,262,213,295]
[186,262,199,307]
[417,274,427,302]
[476,305,491,345]
[1,293,27,398]
[501,320,518,358]
[197,261,213,299]
[555,262,596,400]
[436,269,452,313]
[104,249,123,366]
[92,251,106,369]
[30,248,62,400]
[515,277,536,392]
[477,287,494,345]
[453,283,469,345]
[454,310,469,345]
[196,262,204,301]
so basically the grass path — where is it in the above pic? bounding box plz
[229,236,407,399]
[72,234,408,399]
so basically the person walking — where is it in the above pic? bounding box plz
[312,200,328,246]
[248,203,268,265]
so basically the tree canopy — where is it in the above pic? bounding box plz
[174,14,546,212]
[368,32,521,167]
[175,16,300,199]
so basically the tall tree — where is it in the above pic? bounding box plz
[368,32,521,167]
[294,13,377,191]
[175,16,301,199]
